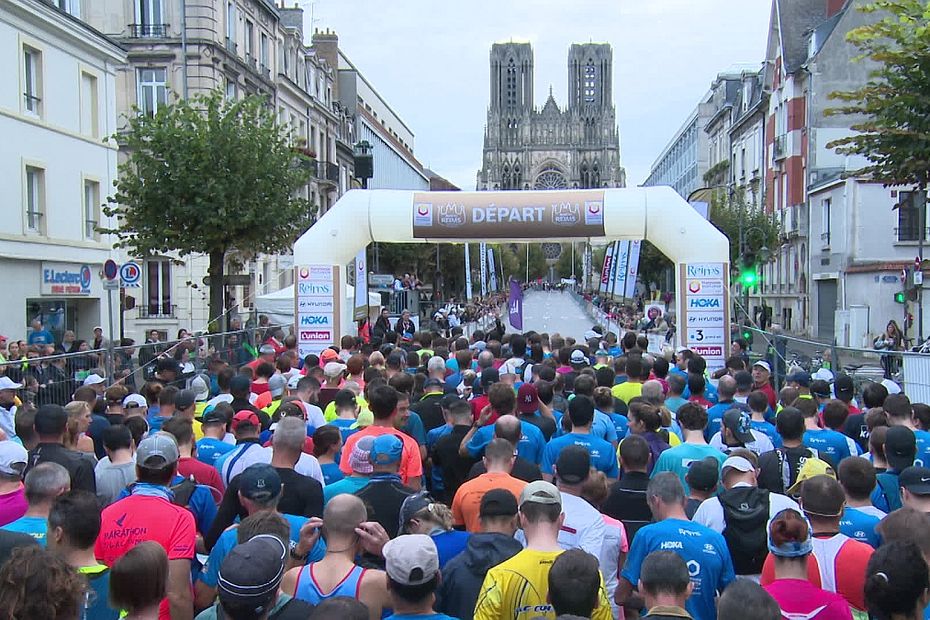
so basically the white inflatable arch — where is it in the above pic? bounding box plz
[293,187,731,366]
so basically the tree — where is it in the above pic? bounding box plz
[105,90,314,330]
[708,190,780,266]
[827,0,930,190]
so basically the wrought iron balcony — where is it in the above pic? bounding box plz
[129,23,168,38]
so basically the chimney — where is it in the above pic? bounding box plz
[826,0,846,18]
[311,28,339,74]
[279,5,304,40]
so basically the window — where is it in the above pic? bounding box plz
[145,258,172,316]
[83,179,100,240]
[80,71,98,137]
[898,191,927,242]
[583,62,596,103]
[260,33,269,72]
[57,0,80,17]
[245,20,254,60]
[24,166,45,234]
[137,68,167,116]
[821,197,831,246]
[226,2,236,51]
[23,46,42,115]
[139,0,163,25]
[225,78,237,100]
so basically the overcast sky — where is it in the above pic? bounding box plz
[309,0,773,190]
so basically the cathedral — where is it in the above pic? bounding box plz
[476,42,626,191]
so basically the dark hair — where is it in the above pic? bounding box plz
[34,404,68,436]
[667,373,685,395]
[135,460,176,487]
[109,541,168,613]
[594,366,615,388]
[488,382,516,416]
[72,385,98,406]
[0,546,87,619]
[368,385,399,420]
[123,416,149,447]
[619,434,650,470]
[913,404,930,431]
[309,597,370,620]
[568,396,595,428]
[775,407,805,441]
[687,355,707,375]
[573,374,595,397]
[312,425,342,457]
[388,372,414,396]
[747,391,769,414]
[387,573,439,605]
[876,507,930,556]
[217,367,236,391]
[768,508,808,548]
[99,424,131,453]
[630,402,661,432]
[157,385,179,407]
[884,394,913,421]
[519,500,562,524]
[13,408,36,447]
[838,457,876,502]
[800,474,846,519]
[865,541,930,620]
[640,550,690,595]
[236,511,290,546]
[162,416,194,447]
[717,579,780,620]
[863,382,889,409]
[677,402,707,431]
[822,400,850,430]
[48,490,101,549]
[548,549,601,617]
[622,332,637,351]
[652,357,669,379]
[536,380,554,406]
[687,373,706,396]
[625,356,643,381]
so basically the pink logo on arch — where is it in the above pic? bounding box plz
[298,267,311,280]
[417,205,429,216]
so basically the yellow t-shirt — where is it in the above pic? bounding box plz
[611,381,643,405]
[473,549,612,620]
[193,402,208,440]
[324,395,368,422]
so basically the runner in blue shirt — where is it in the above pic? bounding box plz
[572,375,618,445]
[195,407,235,466]
[704,377,749,441]
[747,391,781,448]
[617,472,735,620]
[593,386,628,442]
[839,506,882,547]
[542,397,619,479]
[651,402,726,493]
[463,384,546,464]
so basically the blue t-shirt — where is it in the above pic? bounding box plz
[147,413,170,434]
[872,471,902,513]
[196,437,236,466]
[402,411,427,446]
[426,425,453,492]
[803,428,857,467]
[28,329,54,345]
[117,475,216,535]
[200,513,325,587]
[542,432,619,478]
[330,418,358,444]
[839,507,882,548]
[466,420,546,465]
[592,410,618,444]
[750,419,782,448]
[80,566,118,620]
[705,401,749,440]
[2,515,48,545]
[432,529,470,568]
[323,476,371,504]
[320,462,344,485]
[609,412,629,441]
[914,429,930,467]
[386,615,457,620]
[622,518,735,620]
[665,395,688,414]
[650,443,726,493]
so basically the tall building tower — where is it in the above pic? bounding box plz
[477,42,625,191]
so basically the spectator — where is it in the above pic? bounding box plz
[602,434,652,539]
[864,541,930,620]
[356,434,416,539]
[0,545,86,618]
[437,489,522,620]
[638,551,693,619]
[451,437,526,533]
[717,579,780,620]
[0,441,28,526]
[399,492,469,568]
[1,461,70,545]
[547,549,602,619]
[25,404,95,493]
[382,534,454,620]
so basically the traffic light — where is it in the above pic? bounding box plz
[895,291,907,304]
[739,267,758,287]
[741,320,754,345]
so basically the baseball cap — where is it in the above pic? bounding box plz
[480,488,519,518]
[320,348,340,363]
[555,445,591,485]
[480,368,499,388]
[810,379,832,399]
[349,409,374,430]
[834,374,855,400]
[787,371,810,387]
[239,464,282,502]
[217,534,287,612]
[786,457,836,495]
[812,368,835,382]
[570,350,588,366]
[199,406,228,425]
[885,426,918,471]
[900,466,930,496]
[122,393,148,409]
[286,375,301,390]
[258,344,276,356]
[369,434,403,465]
[399,492,438,532]
[0,441,28,477]
[722,409,754,444]
[517,383,539,414]
[519,480,562,508]
[685,457,719,493]
[323,362,346,377]
[82,373,106,386]
[232,410,261,431]
[383,534,440,586]
[174,389,196,411]
[268,374,286,398]
[349,435,375,474]
[191,375,210,401]
[881,378,903,396]
[0,377,22,391]
[136,432,180,468]
[721,455,755,476]
[752,360,771,373]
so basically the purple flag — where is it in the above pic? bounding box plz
[509,279,523,331]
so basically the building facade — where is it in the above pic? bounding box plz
[643,97,712,198]
[477,42,625,192]
[728,67,767,211]
[0,0,126,344]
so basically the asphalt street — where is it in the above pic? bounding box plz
[520,289,595,342]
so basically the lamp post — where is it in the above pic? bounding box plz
[353,141,375,269]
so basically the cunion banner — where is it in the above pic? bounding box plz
[412,190,606,239]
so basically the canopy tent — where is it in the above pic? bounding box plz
[255,285,381,327]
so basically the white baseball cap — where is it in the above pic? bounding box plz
[752,361,771,373]
[83,373,106,386]
[0,441,28,476]
[0,377,22,391]
[122,393,148,409]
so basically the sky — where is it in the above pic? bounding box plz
[308,0,773,190]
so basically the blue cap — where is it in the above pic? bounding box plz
[370,434,403,465]
[239,464,281,503]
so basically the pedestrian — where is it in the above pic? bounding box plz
[542,396,619,479]
[451,438,526,532]
[356,434,416,539]
[25,404,95,493]
[651,402,725,492]
[864,541,930,620]
[547,549,603,619]
[709,408,774,456]
[0,441,28,526]
[108,541,168,620]
[602,434,653,539]
[382,534,456,620]
[837,457,884,547]
[1,461,70,545]
[684,457,719,518]
[716,579,780,620]
[638,551,693,620]
[757,407,820,494]
[323,435,374,504]
[399,492,470,568]
[0,545,86,619]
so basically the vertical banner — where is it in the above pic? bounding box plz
[582,244,590,291]
[294,265,340,358]
[353,248,368,321]
[508,278,524,330]
[464,243,473,300]
[612,241,630,297]
[679,262,730,371]
[479,241,488,297]
[599,244,614,293]
[487,248,498,292]
[624,240,641,299]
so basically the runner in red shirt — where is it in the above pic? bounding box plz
[96,433,196,620]
[163,417,224,494]
[751,361,778,411]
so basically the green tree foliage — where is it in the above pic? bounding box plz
[708,191,780,265]
[105,90,314,330]
[827,0,930,188]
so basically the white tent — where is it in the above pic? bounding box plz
[255,285,381,327]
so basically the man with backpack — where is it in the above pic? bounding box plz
[757,407,820,495]
[692,451,799,578]
[871,425,916,512]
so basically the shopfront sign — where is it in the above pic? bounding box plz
[41,262,92,296]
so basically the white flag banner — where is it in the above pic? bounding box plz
[488,247,498,292]
[479,242,488,297]
[353,248,368,321]
[612,241,630,297]
[599,243,615,293]
[624,240,641,299]
[464,243,473,300]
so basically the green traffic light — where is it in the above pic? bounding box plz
[739,269,758,287]
[895,291,907,304]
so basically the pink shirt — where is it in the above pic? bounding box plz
[764,578,853,620]
[0,484,27,527]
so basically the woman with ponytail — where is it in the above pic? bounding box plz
[865,541,930,620]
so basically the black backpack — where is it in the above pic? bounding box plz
[719,486,770,575]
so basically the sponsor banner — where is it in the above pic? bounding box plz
[612,241,630,297]
[686,327,725,345]
[298,297,334,314]
[298,314,334,328]
[690,344,725,358]
[685,263,726,280]
[353,248,368,321]
[488,248,498,292]
[412,190,606,239]
[479,242,488,297]
[295,264,339,349]
[298,343,328,358]
[685,278,724,296]
[41,262,93,296]
[464,243,473,300]
[624,240,641,298]
[298,329,334,344]
[599,244,614,292]
[509,279,523,330]
[296,265,334,282]
[686,296,724,311]
[686,312,725,328]
[297,281,334,298]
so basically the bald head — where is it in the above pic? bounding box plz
[323,494,368,538]
[717,375,736,401]
[494,414,521,446]
[477,350,495,369]
[641,380,664,405]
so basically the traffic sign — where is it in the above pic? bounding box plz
[120,261,142,288]
[103,279,120,290]
[103,259,118,281]
[916,271,924,286]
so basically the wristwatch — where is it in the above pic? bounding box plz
[288,541,308,562]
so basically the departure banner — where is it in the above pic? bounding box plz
[412,191,606,239]
[679,262,730,371]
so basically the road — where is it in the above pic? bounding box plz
[520,289,595,342]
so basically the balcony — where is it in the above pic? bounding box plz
[246,54,257,69]
[773,134,787,160]
[138,304,177,319]
[315,161,339,186]
[129,23,168,38]
[260,64,271,79]
[895,226,930,243]
[225,37,237,55]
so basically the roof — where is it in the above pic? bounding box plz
[776,0,828,73]
[809,6,848,59]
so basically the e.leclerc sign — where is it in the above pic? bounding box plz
[41,262,92,296]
